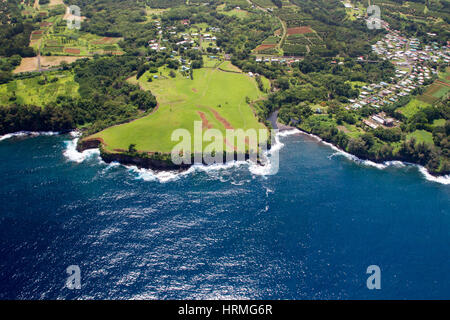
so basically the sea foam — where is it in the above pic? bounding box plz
[63,135,101,163]
[61,129,450,185]
[301,130,450,185]
[0,131,59,142]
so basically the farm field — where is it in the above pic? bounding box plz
[282,26,323,56]
[397,98,431,118]
[251,0,275,8]
[41,27,124,56]
[418,69,450,103]
[13,56,88,73]
[0,72,79,106]
[89,68,268,154]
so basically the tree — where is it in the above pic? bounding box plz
[128,144,137,153]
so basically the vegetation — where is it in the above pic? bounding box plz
[0,0,448,175]
[90,67,268,153]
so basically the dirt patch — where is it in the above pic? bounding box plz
[287,26,314,35]
[49,0,64,6]
[337,125,350,133]
[192,88,198,92]
[13,55,88,73]
[255,44,276,52]
[13,57,38,73]
[31,30,43,35]
[40,55,88,68]
[210,108,233,130]
[64,48,81,54]
[436,80,450,87]
[197,111,213,129]
[92,37,122,45]
[40,22,53,27]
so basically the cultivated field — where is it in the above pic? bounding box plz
[89,68,268,154]
[13,56,88,73]
[286,26,314,35]
[0,72,79,106]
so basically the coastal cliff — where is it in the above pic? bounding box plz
[77,138,267,171]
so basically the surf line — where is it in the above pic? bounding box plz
[63,130,299,183]
[295,129,450,185]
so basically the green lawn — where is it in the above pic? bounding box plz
[0,72,79,106]
[397,99,430,118]
[221,8,249,19]
[218,60,241,72]
[432,119,446,127]
[90,68,268,153]
[407,130,434,145]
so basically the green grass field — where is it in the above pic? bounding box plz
[218,60,241,72]
[397,99,430,118]
[407,129,434,145]
[90,68,268,154]
[0,72,79,106]
[432,119,446,127]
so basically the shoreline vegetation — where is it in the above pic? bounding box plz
[0,0,449,178]
[0,129,449,184]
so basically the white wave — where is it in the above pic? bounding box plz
[127,161,250,183]
[0,131,59,142]
[69,130,82,138]
[63,137,100,163]
[418,167,450,185]
[277,128,301,137]
[300,131,450,185]
[125,130,298,182]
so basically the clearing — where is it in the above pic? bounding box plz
[88,68,268,154]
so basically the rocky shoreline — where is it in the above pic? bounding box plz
[77,138,268,171]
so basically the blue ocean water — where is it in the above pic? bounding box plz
[0,132,449,300]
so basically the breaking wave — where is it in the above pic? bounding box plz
[61,130,299,183]
[61,129,449,185]
[63,132,101,163]
[0,131,59,142]
[301,131,450,185]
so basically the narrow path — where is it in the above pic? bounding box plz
[276,17,287,52]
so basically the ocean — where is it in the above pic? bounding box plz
[0,131,449,299]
